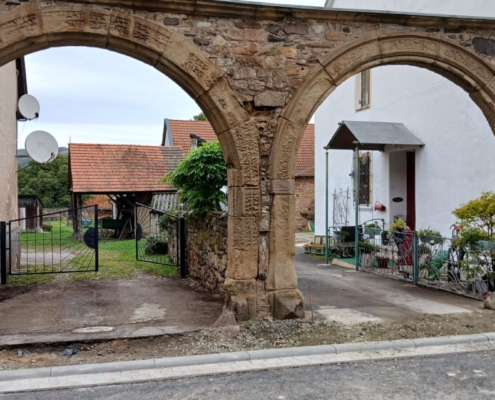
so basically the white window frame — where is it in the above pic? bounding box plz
[355,69,372,111]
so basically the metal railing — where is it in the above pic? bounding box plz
[1,206,98,283]
[358,229,493,300]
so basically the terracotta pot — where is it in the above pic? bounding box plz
[375,256,389,268]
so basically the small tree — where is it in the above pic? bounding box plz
[18,155,72,208]
[453,192,495,241]
[163,141,226,214]
[192,112,208,121]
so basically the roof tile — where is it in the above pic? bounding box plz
[167,119,314,176]
[69,143,184,193]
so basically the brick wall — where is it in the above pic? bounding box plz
[295,176,315,232]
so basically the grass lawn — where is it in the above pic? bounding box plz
[7,221,179,286]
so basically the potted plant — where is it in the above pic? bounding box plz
[303,243,312,254]
[391,218,407,243]
[418,228,444,245]
[312,243,326,255]
[364,223,382,237]
[359,241,376,268]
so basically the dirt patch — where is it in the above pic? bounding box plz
[1,311,495,371]
[0,285,33,303]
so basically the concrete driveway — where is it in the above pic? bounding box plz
[0,275,223,346]
[296,247,481,324]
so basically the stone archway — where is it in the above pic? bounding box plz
[267,33,495,299]
[0,0,266,318]
[3,0,495,320]
[270,33,495,181]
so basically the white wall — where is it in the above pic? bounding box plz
[315,0,495,238]
[328,0,494,17]
[315,65,495,238]
[0,61,18,222]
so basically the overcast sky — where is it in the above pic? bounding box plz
[20,0,325,149]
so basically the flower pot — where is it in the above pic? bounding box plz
[375,256,390,269]
[361,253,374,268]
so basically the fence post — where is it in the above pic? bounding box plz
[413,231,419,285]
[94,205,99,273]
[1,222,7,285]
[179,216,186,278]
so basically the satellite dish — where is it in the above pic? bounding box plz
[25,131,58,164]
[18,94,40,120]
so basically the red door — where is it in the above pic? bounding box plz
[406,152,416,230]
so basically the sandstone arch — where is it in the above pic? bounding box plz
[270,33,495,181]
[0,0,259,186]
[0,0,265,317]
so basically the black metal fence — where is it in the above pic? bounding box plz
[135,203,186,277]
[358,228,493,300]
[1,206,98,283]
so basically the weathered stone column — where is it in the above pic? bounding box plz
[266,180,304,319]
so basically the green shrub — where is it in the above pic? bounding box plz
[359,242,376,254]
[145,235,168,255]
[42,223,52,232]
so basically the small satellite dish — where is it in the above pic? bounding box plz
[18,94,40,120]
[25,131,58,164]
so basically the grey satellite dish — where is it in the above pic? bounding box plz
[25,131,58,164]
[18,94,40,120]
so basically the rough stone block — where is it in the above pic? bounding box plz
[269,289,305,320]
[268,179,295,195]
[244,29,266,42]
[163,17,179,25]
[235,20,262,30]
[224,278,256,296]
[284,22,309,35]
[286,61,310,77]
[254,90,288,107]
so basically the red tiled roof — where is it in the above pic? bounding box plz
[165,119,314,176]
[69,143,184,194]
[167,120,218,155]
[295,124,314,176]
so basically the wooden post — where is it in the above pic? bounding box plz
[72,193,83,241]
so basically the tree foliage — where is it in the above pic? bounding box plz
[453,191,495,241]
[192,112,208,121]
[163,141,226,214]
[18,155,72,208]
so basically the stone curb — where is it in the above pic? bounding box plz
[0,332,492,382]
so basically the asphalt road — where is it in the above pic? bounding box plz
[3,350,495,400]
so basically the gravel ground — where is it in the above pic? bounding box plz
[1,311,495,371]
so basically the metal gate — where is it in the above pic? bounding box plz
[135,203,186,277]
[1,206,98,284]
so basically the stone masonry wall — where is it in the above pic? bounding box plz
[295,176,315,232]
[169,212,228,294]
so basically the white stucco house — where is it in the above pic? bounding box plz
[315,0,495,238]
